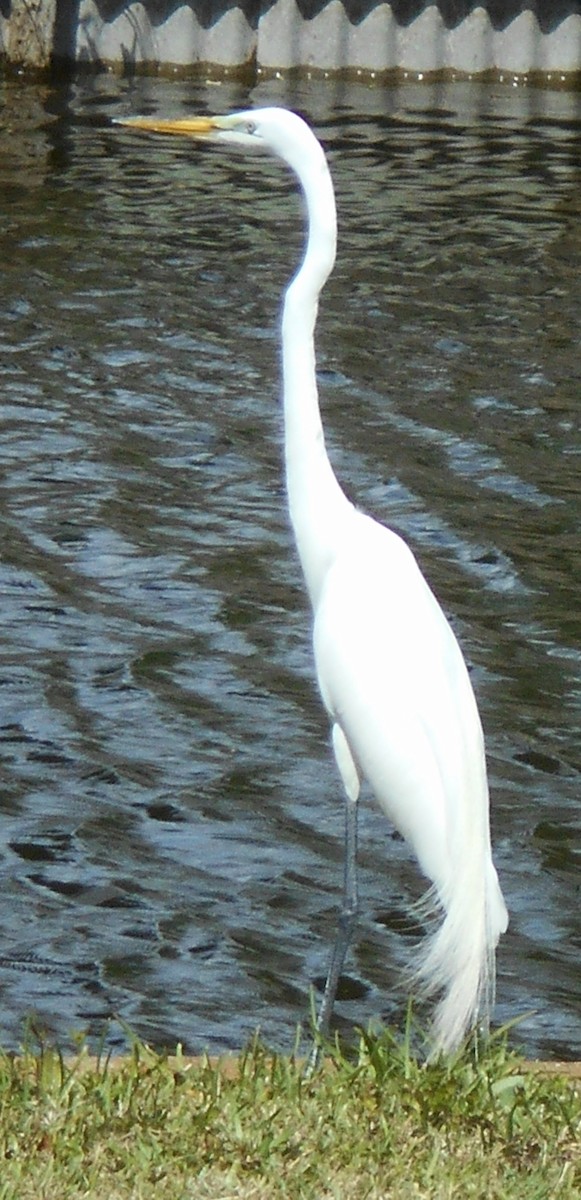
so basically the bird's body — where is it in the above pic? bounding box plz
[117,106,508,1055]
[314,507,507,1047]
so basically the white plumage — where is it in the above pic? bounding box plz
[117,106,508,1055]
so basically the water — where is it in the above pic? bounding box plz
[0,73,579,1060]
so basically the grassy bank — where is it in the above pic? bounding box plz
[0,1030,579,1199]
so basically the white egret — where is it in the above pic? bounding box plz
[116,107,508,1056]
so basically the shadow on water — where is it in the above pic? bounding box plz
[0,72,579,1059]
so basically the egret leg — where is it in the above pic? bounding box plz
[308,792,359,1071]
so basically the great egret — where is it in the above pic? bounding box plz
[116,107,508,1056]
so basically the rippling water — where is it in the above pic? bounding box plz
[0,74,579,1059]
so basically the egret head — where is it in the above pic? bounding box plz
[114,107,326,180]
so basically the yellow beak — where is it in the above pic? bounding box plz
[115,115,218,138]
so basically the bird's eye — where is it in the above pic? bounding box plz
[245,120,256,135]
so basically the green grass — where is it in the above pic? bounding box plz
[0,1028,578,1199]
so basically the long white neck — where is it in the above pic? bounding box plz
[281,143,353,609]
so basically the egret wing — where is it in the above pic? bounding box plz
[313,513,488,897]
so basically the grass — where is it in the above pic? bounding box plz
[0,1026,579,1199]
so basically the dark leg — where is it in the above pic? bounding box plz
[307,793,359,1073]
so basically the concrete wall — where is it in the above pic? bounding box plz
[1,1,580,76]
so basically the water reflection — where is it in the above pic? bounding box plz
[0,74,579,1060]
